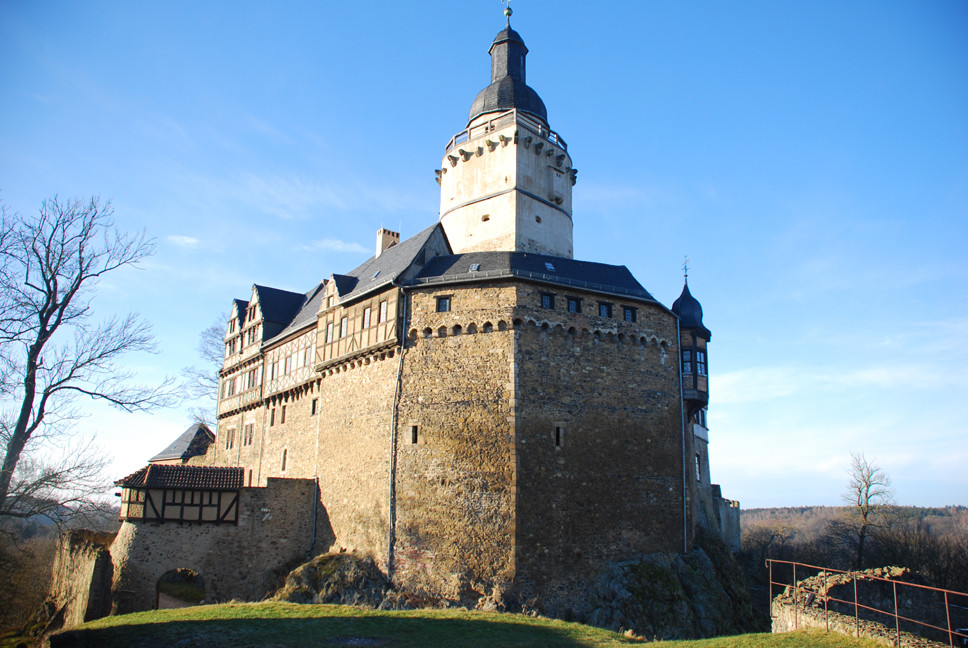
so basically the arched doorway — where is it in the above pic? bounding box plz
[155,568,205,609]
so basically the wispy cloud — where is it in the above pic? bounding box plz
[297,238,368,254]
[166,234,199,248]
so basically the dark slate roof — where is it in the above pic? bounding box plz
[335,223,442,302]
[672,282,711,339]
[116,465,244,490]
[410,251,656,302]
[469,26,548,125]
[264,283,326,345]
[232,299,248,329]
[148,423,215,463]
[255,285,308,340]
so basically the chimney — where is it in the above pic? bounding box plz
[376,228,400,257]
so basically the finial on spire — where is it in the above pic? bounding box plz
[682,256,690,284]
[503,0,512,25]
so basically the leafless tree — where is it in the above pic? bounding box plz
[842,452,895,569]
[181,316,226,425]
[0,196,175,522]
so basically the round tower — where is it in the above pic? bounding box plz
[437,17,576,258]
[672,278,711,414]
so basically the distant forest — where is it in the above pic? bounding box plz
[739,505,968,594]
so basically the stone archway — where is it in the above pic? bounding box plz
[155,568,205,609]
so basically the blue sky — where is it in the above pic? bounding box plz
[1,1,966,508]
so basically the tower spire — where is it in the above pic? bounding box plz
[503,0,512,26]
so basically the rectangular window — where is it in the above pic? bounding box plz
[281,449,287,472]
[270,408,276,426]
[248,470,252,487]
[281,405,286,424]
[554,426,563,449]
[243,423,254,446]
[311,398,318,416]
[410,425,419,444]
[623,306,637,322]
[304,346,313,367]
[696,454,702,481]
[567,297,581,313]
[326,322,334,343]
[363,307,372,329]
[436,296,451,313]
[284,354,292,375]
[378,300,388,323]
[598,302,613,318]
[682,349,693,374]
[696,350,707,376]
[540,293,555,309]
[225,428,235,450]
[270,361,278,380]
[327,295,334,308]
[340,316,349,338]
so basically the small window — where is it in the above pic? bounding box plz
[682,349,693,374]
[696,454,702,481]
[623,306,637,322]
[281,449,287,472]
[410,425,419,445]
[540,293,555,309]
[436,296,451,313]
[567,297,581,313]
[696,350,707,376]
[311,398,318,416]
[327,295,334,308]
[225,428,236,450]
[326,322,334,343]
[378,300,388,323]
[303,346,313,366]
[270,408,276,426]
[481,214,490,222]
[694,408,707,427]
[271,361,278,380]
[281,405,287,424]
[544,261,555,272]
[598,302,612,318]
[554,426,563,449]
[469,264,481,272]
[340,316,349,338]
[284,355,292,375]
[362,307,372,329]
[248,470,252,487]
[373,270,381,278]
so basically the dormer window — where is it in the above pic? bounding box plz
[544,262,556,273]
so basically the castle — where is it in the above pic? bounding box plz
[100,14,738,618]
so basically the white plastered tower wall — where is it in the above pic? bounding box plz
[439,110,574,258]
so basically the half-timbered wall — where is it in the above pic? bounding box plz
[264,329,317,396]
[317,288,399,367]
[119,487,239,524]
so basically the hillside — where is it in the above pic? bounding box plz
[43,602,886,648]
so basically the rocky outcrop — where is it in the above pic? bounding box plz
[47,530,116,629]
[585,530,756,639]
[272,552,399,608]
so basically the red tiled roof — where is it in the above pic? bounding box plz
[115,465,243,491]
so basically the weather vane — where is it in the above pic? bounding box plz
[503,0,512,25]
[683,256,690,282]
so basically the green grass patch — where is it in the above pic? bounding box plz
[50,602,887,648]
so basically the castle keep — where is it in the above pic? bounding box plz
[103,15,738,616]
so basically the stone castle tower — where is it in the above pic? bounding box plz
[438,23,575,258]
[103,14,739,618]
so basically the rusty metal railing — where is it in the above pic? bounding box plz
[767,559,968,648]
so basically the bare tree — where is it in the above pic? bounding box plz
[0,196,175,520]
[842,452,895,569]
[181,316,226,425]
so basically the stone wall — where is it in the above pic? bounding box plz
[47,530,116,627]
[109,477,316,614]
[394,283,518,599]
[510,283,686,613]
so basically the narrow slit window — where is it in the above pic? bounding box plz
[281,449,287,472]
[311,398,318,416]
[554,426,563,448]
[411,425,419,445]
[281,405,287,424]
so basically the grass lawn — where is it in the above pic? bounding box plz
[49,602,886,648]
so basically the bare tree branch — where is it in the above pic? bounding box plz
[181,316,226,426]
[840,451,895,569]
[0,196,178,519]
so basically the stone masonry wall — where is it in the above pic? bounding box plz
[47,530,117,627]
[109,477,316,614]
[511,283,686,615]
[394,283,518,600]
